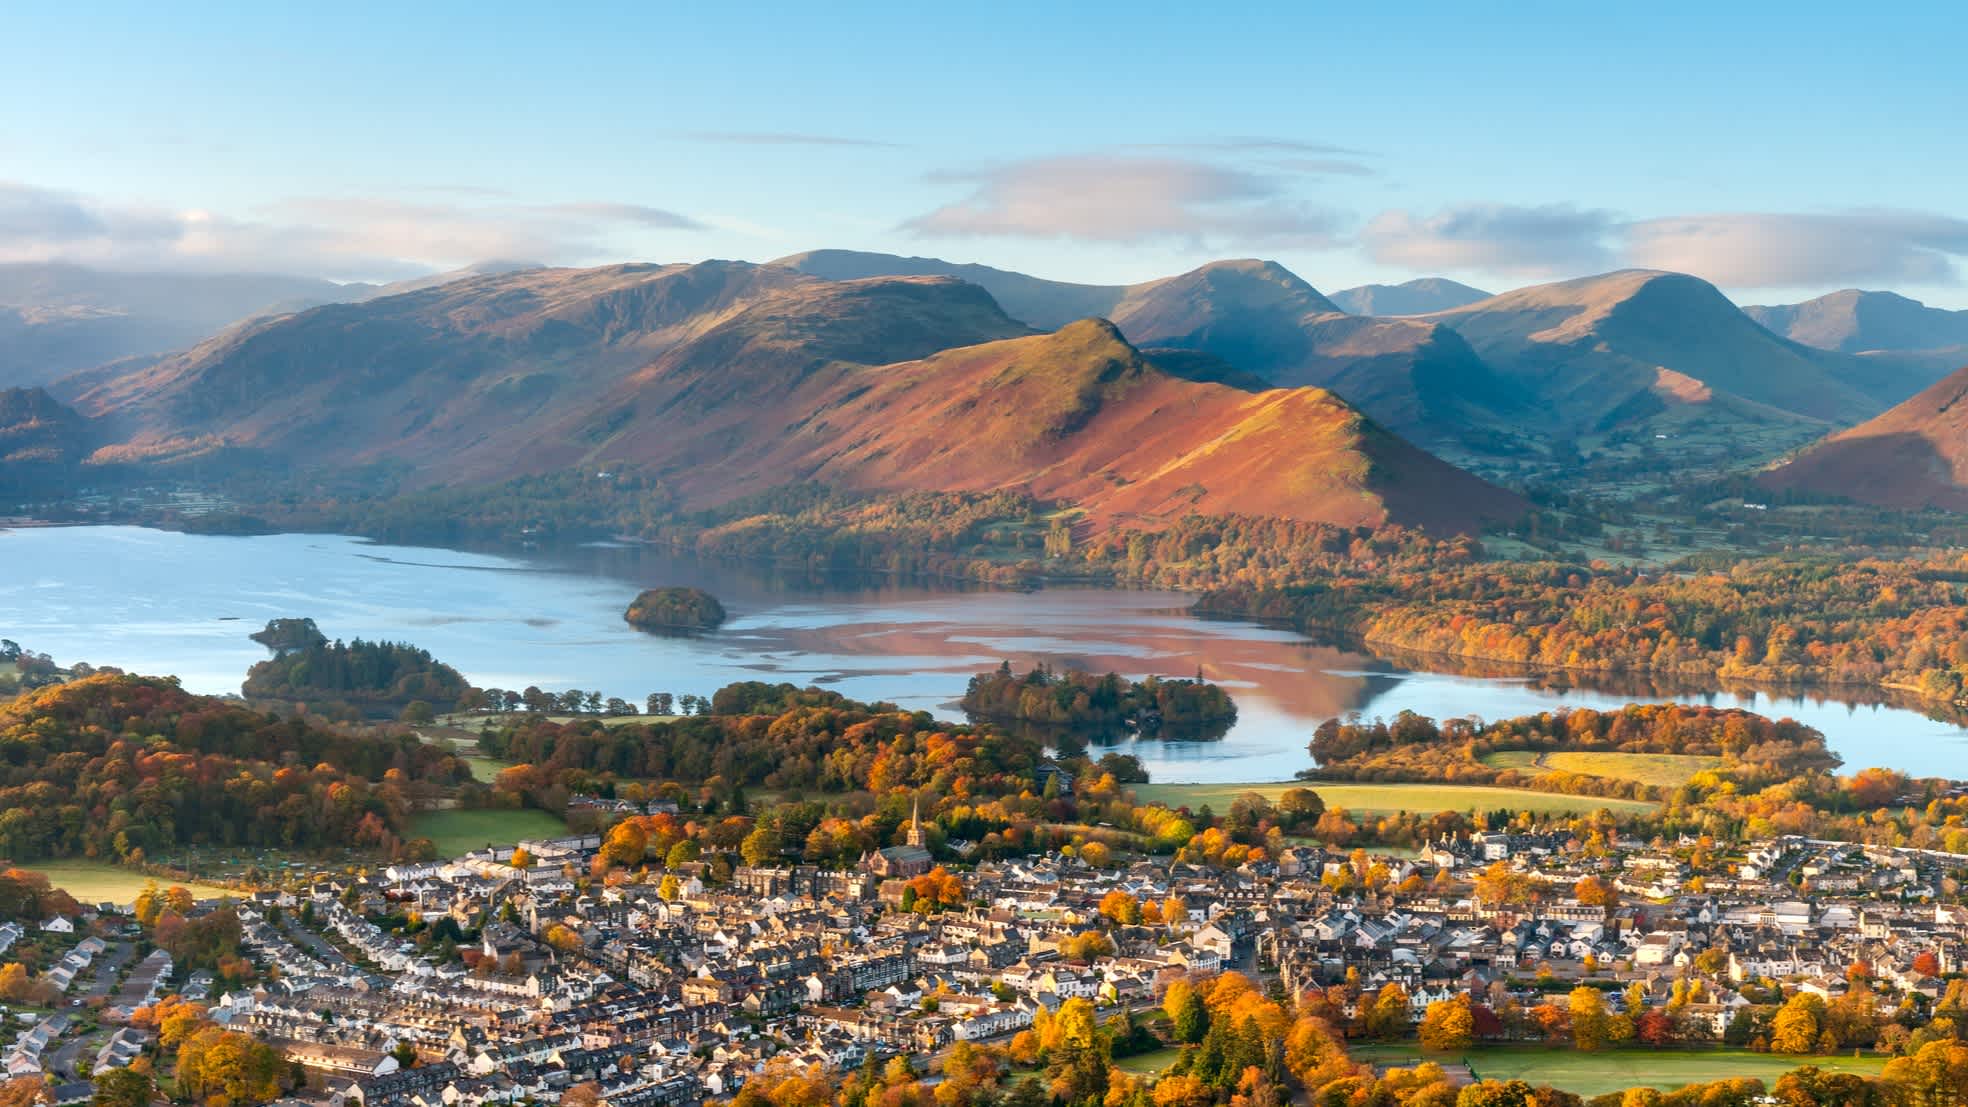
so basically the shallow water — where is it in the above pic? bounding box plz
[4,525,1965,782]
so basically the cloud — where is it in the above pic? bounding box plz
[683,130,904,149]
[1625,210,1968,287]
[901,155,1343,247]
[0,181,703,280]
[1361,203,1620,277]
[1364,202,1968,289]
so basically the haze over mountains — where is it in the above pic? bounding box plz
[0,260,542,391]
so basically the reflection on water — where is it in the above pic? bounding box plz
[4,525,1967,783]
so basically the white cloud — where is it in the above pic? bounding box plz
[1361,203,1619,277]
[901,155,1342,248]
[0,181,704,280]
[1625,210,1968,287]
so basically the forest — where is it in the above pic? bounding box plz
[960,663,1238,739]
[241,636,471,715]
[0,674,469,861]
[624,586,728,631]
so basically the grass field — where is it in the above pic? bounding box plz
[410,808,567,857]
[1133,781,1656,817]
[1479,749,1721,789]
[1113,1048,1185,1076]
[461,755,514,782]
[1352,1044,1889,1097]
[25,861,241,907]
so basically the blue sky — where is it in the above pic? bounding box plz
[4,1,1965,306]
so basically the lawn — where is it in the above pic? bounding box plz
[1113,1047,1186,1076]
[24,860,241,907]
[1479,750,1722,788]
[1133,781,1656,817]
[410,808,567,857]
[1352,1044,1889,1097]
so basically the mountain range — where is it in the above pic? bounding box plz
[1746,289,1968,355]
[66,261,1524,534]
[25,247,1968,533]
[1329,278,1492,316]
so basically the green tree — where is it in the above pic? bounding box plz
[91,1067,154,1107]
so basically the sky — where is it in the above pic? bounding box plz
[3,1,1966,307]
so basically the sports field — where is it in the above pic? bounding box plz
[1352,1044,1888,1097]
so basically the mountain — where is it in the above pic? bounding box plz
[74,260,1521,534]
[0,387,94,496]
[1419,270,1937,435]
[775,249,1125,330]
[0,263,369,388]
[78,261,1019,480]
[577,316,1525,533]
[778,253,1528,449]
[1105,261,1530,445]
[1745,290,1968,354]
[1760,366,1968,510]
[1331,278,1492,316]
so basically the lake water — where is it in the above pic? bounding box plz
[4,525,1966,782]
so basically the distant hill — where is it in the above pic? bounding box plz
[0,262,368,388]
[0,261,549,392]
[775,249,1125,330]
[1419,270,1941,436]
[1331,278,1492,316]
[1746,289,1968,354]
[72,260,1520,534]
[1760,365,1968,510]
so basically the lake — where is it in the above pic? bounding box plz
[4,525,1966,782]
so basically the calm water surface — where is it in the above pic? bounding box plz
[4,525,1966,782]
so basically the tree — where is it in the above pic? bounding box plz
[1770,992,1826,1055]
[90,1071,152,1107]
[658,874,681,902]
[509,847,532,869]
[741,824,780,867]
[1365,983,1411,1040]
[1165,980,1209,1044]
[1568,986,1610,1051]
[400,700,436,724]
[176,1027,286,1106]
[1418,994,1475,1052]
[562,1084,605,1107]
[1098,890,1141,926]
[1573,875,1617,908]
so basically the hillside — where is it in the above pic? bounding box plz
[0,387,94,496]
[1760,365,1968,510]
[1746,289,1968,354]
[1331,277,1492,316]
[76,260,1020,479]
[1106,261,1530,445]
[1420,270,1940,436]
[594,318,1525,533]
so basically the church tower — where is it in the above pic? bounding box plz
[906,795,926,849]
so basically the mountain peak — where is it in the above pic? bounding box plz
[1330,277,1492,316]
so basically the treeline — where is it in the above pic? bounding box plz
[0,674,468,861]
[1307,704,1841,800]
[960,663,1237,738]
[1204,552,1968,710]
[476,681,1046,799]
[242,637,470,714]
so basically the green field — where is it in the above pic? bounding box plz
[1113,1047,1185,1076]
[1134,781,1656,817]
[461,755,514,782]
[25,861,241,907]
[410,808,567,856]
[1353,1044,1889,1097]
[1480,749,1722,788]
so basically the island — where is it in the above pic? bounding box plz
[624,586,728,632]
[960,661,1237,739]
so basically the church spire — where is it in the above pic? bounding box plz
[906,794,926,849]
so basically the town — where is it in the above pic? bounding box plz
[9,812,1965,1107]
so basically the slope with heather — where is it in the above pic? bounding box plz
[1760,365,1968,510]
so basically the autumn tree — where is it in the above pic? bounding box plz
[1419,994,1476,1052]
[1567,987,1610,1052]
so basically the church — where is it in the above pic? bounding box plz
[860,797,933,879]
